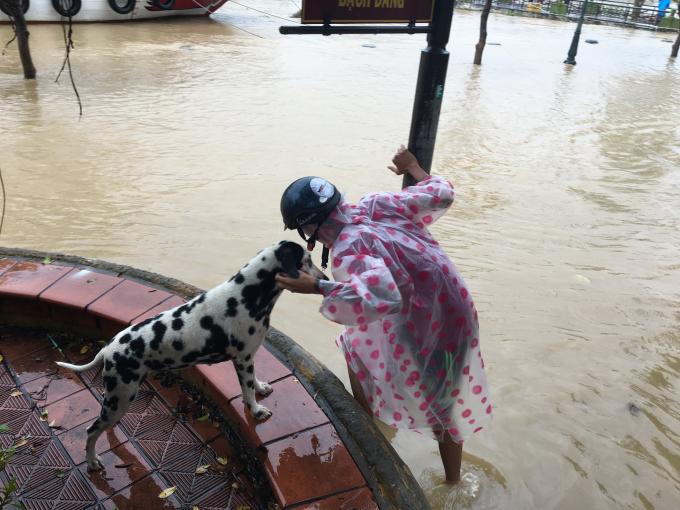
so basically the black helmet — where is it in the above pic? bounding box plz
[280,176,341,270]
[280,176,341,231]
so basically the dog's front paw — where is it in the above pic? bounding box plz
[86,455,104,472]
[255,381,273,397]
[252,404,272,420]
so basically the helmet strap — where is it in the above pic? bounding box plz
[321,246,330,270]
[297,224,329,270]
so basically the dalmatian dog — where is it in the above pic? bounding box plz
[56,241,325,471]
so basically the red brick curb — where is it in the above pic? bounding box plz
[0,255,378,509]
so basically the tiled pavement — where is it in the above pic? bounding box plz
[0,257,380,510]
[0,328,264,510]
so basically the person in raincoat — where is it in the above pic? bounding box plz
[275,146,491,483]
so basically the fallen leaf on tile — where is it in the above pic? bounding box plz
[216,457,228,466]
[192,507,200,510]
[158,486,176,498]
[80,345,90,354]
[14,438,28,448]
[86,279,96,284]
[0,354,4,362]
[42,257,52,264]
[115,462,133,468]
[55,469,66,478]
[0,424,9,433]
[236,506,251,510]
[48,420,56,428]
[10,390,22,397]
[231,481,240,490]
[196,413,210,422]
[195,464,211,475]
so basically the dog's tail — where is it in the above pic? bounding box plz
[56,349,105,373]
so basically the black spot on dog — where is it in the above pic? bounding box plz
[246,365,254,374]
[131,317,153,332]
[244,354,251,361]
[104,396,119,411]
[263,317,270,329]
[247,380,254,389]
[182,351,200,364]
[235,273,245,284]
[172,318,183,331]
[261,257,266,261]
[119,333,132,344]
[172,305,188,318]
[104,376,118,392]
[130,337,145,358]
[113,352,141,384]
[236,363,244,371]
[172,340,184,351]
[87,419,101,433]
[150,321,167,351]
[189,316,232,363]
[163,358,175,365]
[105,360,114,371]
[226,297,238,317]
[230,335,245,351]
[144,359,165,370]
[241,269,281,319]
[248,326,255,335]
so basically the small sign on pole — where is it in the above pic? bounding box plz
[301,0,434,24]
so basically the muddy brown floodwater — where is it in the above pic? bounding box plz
[2,3,679,509]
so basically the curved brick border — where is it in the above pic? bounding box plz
[0,247,430,510]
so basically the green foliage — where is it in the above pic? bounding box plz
[659,16,680,29]
[0,429,25,510]
[550,1,568,15]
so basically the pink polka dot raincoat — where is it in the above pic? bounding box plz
[316,176,492,442]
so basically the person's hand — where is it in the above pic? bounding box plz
[388,144,419,175]
[388,144,430,183]
[275,271,320,294]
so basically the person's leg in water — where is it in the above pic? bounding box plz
[439,434,463,484]
[348,368,463,484]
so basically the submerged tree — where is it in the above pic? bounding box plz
[631,0,646,23]
[0,0,36,79]
[672,28,680,58]
[473,0,493,65]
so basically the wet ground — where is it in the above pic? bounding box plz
[0,327,265,509]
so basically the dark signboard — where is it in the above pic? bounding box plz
[302,0,434,24]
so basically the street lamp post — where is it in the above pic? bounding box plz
[564,0,589,65]
[403,0,455,187]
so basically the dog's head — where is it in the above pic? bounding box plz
[274,241,326,280]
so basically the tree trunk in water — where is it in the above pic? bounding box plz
[631,0,645,23]
[672,29,680,58]
[473,0,493,65]
[2,0,37,79]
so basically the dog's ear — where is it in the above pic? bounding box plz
[275,241,304,279]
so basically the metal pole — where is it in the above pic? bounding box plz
[403,0,455,187]
[564,0,589,65]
